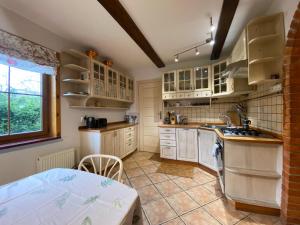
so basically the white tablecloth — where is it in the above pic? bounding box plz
[0,168,141,225]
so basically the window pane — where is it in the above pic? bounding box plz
[0,92,8,136]
[0,64,9,92]
[10,94,42,134]
[10,67,41,95]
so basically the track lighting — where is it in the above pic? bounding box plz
[173,17,215,61]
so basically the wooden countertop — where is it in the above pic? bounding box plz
[159,123,283,144]
[79,122,137,133]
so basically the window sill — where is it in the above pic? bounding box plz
[0,136,62,151]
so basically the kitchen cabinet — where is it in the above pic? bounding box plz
[198,129,216,171]
[194,66,211,91]
[176,128,198,162]
[177,69,193,92]
[162,71,176,93]
[107,68,118,98]
[230,29,247,64]
[91,60,106,97]
[127,78,134,102]
[247,13,284,85]
[118,73,127,100]
[160,128,176,159]
[212,60,227,95]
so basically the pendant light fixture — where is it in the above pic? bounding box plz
[173,17,215,62]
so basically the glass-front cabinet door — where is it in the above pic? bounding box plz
[212,61,227,95]
[118,73,127,100]
[194,66,210,90]
[91,60,106,97]
[127,78,134,102]
[163,71,176,93]
[177,69,193,91]
[107,68,118,98]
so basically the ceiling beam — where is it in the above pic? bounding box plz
[97,0,165,68]
[210,0,239,60]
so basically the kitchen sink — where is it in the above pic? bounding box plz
[200,124,228,129]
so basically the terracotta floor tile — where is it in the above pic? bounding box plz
[126,167,145,178]
[166,192,199,215]
[192,172,215,184]
[130,175,152,188]
[186,185,219,206]
[181,208,220,225]
[148,172,169,183]
[141,164,159,174]
[143,199,177,225]
[204,198,249,225]
[155,180,182,197]
[162,217,185,225]
[123,161,139,170]
[142,210,150,225]
[137,185,163,205]
[239,214,281,225]
[173,177,200,190]
[138,159,154,167]
[202,180,223,197]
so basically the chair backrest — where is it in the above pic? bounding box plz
[78,154,123,182]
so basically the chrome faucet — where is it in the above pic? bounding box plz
[219,114,232,127]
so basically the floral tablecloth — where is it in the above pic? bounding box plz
[0,168,141,225]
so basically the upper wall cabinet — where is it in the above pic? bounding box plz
[61,49,134,109]
[230,29,247,64]
[177,69,193,92]
[212,60,227,95]
[247,13,284,85]
[194,66,211,91]
[163,71,176,93]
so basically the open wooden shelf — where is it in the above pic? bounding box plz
[69,106,129,110]
[248,33,281,45]
[63,93,89,97]
[249,56,280,65]
[62,79,90,84]
[63,64,89,72]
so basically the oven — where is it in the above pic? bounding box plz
[213,136,224,193]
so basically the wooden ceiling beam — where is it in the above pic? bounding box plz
[210,0,239,60]
[97,0,165,68]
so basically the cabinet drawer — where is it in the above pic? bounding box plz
[159,128,175,134]
[160,146,176,160]
[160,139,176,147]
[125,131,135,139]
[125,126,135,133]
[203,90,211,97]
[162,93,170,99]
[126,141,136,153]
[185,92,194,98]
[170,93,177,99]
[160,133,176,140]
[176,93,185,99]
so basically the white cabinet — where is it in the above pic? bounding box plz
[212,60,227,95]
[159,128,176,160]
[91,60,106,97]
[126,78,134,102]
[107,67,118,98]
[163,71,176,93]
[177,69,193,92]
[194,66,211,91]
[198,129,216,170]
[176,128,198,162]
[230,29,247,64]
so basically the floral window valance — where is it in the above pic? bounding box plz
[0,29,59,75]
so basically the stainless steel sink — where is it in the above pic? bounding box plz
[200,124,228,129]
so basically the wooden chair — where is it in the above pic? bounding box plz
[78,154,123,182]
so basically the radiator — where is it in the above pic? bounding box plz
[37,148,75,172]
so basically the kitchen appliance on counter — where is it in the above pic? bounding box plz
[84,116,107,128]
[124,114,138,124]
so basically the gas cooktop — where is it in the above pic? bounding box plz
[220,127,273,138]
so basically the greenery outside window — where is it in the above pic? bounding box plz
[0,64,50,143]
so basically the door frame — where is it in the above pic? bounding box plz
[137,79,162,152]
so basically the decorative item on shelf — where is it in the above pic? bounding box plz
[163,112,171,124]
[86,49,97,59]
[173,17,215,62]
[103,59,113,67]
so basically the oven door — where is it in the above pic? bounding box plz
[213,139,224,193]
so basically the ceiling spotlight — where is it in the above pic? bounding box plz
[210,25,216,32]
[210,39,215,46]
[195,48,200,56]
[174,55,179,62]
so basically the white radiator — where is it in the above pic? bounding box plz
[37,148,75,172]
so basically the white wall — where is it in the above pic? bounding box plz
[0,6,127,185]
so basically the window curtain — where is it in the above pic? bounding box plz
[0,29,59,75]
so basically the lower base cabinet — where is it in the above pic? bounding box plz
[176,128,198,162]
[198,129,216,170]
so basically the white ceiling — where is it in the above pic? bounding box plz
[0,0,273,77]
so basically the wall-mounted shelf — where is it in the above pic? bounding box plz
[249,56,280,65]
[69,106,129,110]
[62,79,90,84]
[63,64,89,72]
[248,33,281,45]
[63,93,89,97]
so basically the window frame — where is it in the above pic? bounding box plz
[0,70,52,145]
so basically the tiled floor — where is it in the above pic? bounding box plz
[122,151,282,225]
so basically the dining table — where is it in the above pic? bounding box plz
[0,168,142,225]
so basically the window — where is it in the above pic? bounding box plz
[0,63,50,143]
